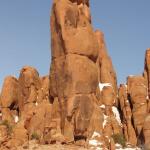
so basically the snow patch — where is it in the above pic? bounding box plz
[126,100,129,103]
[105,136,110,142]
[92,132,101,138]
[116,148,141,150]
[14,115,19,123]
[35,102,38,106]
[99,83,112,91]
[112,106,122,126]
[99,105,105,109]
[103,114,108,128]
[90,147,103,150]
[115,143,141,150]
[89,139,103,146]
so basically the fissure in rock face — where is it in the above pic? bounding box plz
[0,0,150,149]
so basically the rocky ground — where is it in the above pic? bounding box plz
[17,140,141,150]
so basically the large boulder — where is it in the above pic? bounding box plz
[18,66,41,111]
[127,76,148,143]
[0,76,19,108]
[0,76,19,124]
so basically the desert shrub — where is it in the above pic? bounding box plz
[31,132,40,140]
[0,120,13,135]
[112,133,126,148]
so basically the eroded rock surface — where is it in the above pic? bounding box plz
[0,0,149,150]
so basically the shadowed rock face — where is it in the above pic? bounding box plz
[0,1,150,150]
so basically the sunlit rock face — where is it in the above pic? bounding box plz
[118,50,150,148]
[49,0,120,148]
[118,84,137,146]
[0,1,150,150]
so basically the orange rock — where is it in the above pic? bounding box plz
[143,113,150,149]
[118,84,137,146]
[0,76,19,108]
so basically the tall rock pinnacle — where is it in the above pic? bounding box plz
[0,1,149,149]
[49,0,120,149]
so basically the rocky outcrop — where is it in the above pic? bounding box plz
[0,67,54,149]
[127,76,148,138]
[144,48,150,98]
[95,30,118,96]
[0,0,150,150]
[49,0,121,149]
[118,84,137,146]
[118,51,150,148]
[0,76,19,124]
[50,0,101,144]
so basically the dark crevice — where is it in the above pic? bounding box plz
[74,135,87,141]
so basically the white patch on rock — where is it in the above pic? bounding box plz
[125,100,129,103]
[115,143,141,150]
[112,106,122,126]
[105,136,110,142]
[92,132,101,138]
[103,114,108,128]
[89,139,103,146]
[14,115,19,123]
[115,143,122,148]
[116,148,141,150]
[90,147,103,150]
[99,105,105,109]
[35,102,38,106]
[99,83,112,91]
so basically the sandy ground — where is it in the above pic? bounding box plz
[17,141,88,150]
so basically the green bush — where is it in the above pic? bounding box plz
[0,120,13,135]
[31,132,40,140]
[112,133,126,148]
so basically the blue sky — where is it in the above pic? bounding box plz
[0,0,150,88]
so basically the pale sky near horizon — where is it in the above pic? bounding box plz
[0,0,150,89]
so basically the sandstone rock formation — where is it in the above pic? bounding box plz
[118,52,150,148]
[0,67,54,149]
[118,84,137,146]
[49,0,121,149]
[0,0,150,150]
